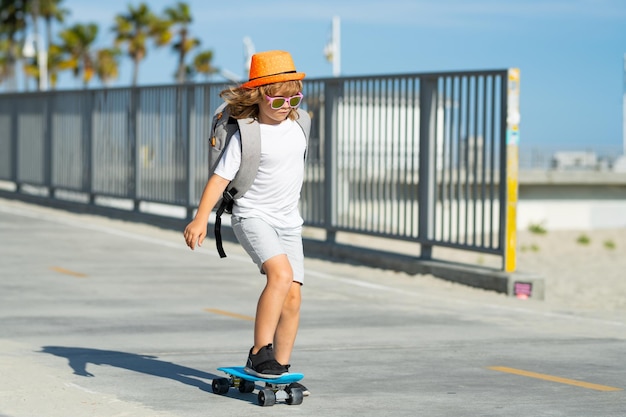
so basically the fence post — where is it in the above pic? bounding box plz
[418,76,438,259]
[10,97,18,185]
[184,85,195,219]
[504,68,521,272]
[83,92,94,200]
[43,94,53,194]
[324,79,343,244]
[129,87,139,211]
[175,85,191,205]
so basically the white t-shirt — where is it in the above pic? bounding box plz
[214,118,306,229]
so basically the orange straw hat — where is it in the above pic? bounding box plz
[241,50,305,89]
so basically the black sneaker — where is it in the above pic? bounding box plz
[244,344,288,379]
[287,381,310,396]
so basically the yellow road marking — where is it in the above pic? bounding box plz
[50,266,88,278]
[488,366,623,392]
[204,308,254,321]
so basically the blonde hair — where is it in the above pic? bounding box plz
[220,80,303,121]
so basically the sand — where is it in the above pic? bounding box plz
[331,226,626,315]
[515,227,626,312]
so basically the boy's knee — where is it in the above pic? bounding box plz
[264,256,294,288]
[267,268,294,288]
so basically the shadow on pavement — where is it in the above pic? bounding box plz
[40,346,221,393]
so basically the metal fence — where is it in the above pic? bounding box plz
[0,69,515,269]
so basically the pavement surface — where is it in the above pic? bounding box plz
[1,197,625,417]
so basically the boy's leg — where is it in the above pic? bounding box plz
[252,254,294,354]
[273,281,301,366]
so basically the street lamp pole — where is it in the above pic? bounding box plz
[331,16,341,77]
[36,41,48,91]
[22,36,47,91]
[324,16,341,77]
[623,53,625,155]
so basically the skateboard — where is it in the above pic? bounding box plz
[212,366,305,406]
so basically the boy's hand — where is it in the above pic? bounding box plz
[183,174,229,250]
[183,219,207,250]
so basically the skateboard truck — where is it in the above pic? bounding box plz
[212,366,304,406]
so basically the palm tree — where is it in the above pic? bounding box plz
[39,0,70,53]
[192,49,218,82]
[112,3,170,86]
[0,38,10,87]
[0,0,29,91]
[27,0,47,90]
[95,47,120,86]
[29,0,69,89]
[173,35,200,83]
[57,23,98,87]
[163,1,199,83]
[45,42,65,89]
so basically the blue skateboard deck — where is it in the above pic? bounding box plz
[217,366,303,384]
[213,366,305,406]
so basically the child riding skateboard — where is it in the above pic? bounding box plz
[183,50,310,395]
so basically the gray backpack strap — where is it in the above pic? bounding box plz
[214,117,260,259]
[226,117,261,200]
[296,109,311,144]
[209,103,239,174]
[296,109,311,160]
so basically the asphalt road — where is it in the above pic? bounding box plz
[1,197,624,417]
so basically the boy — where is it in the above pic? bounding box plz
[183,51,310,394]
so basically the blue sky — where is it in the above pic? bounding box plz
[55,0,626,152]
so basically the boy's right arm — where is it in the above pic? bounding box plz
[183,174,230,250]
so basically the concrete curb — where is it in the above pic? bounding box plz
[303,240,545,300]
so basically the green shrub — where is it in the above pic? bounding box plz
[604,240,616,250]
[520,244,540,253]
[528,222,547,235]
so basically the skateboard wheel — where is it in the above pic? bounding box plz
[239,379,255,393]
[212,378,230,395]
[286,387,303,405]
[258,388,276,406]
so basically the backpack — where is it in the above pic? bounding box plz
[209,102,311,258]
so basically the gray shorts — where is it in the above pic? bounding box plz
[231,216,304,284]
